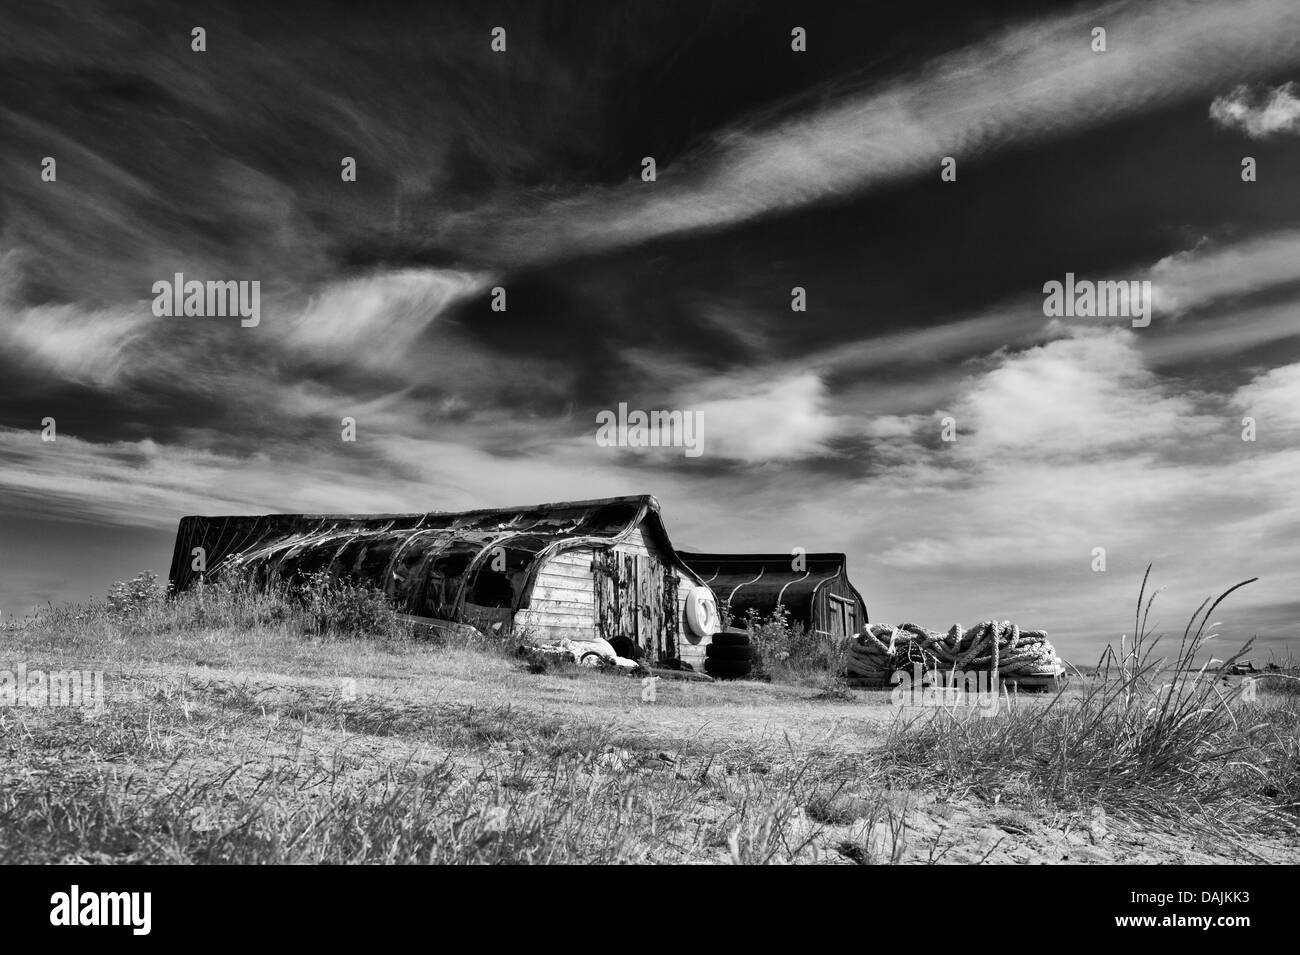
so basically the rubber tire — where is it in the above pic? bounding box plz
[710,629,751,648]
[706,643,756,662]
[705,658,753,679]
[684,585,722,638]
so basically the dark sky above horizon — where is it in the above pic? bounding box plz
[3,0,1300,661]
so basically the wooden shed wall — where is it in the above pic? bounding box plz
[511,520,710,667]
[810,574,867,636]
[513,547,597,642]
[614,524,707,669]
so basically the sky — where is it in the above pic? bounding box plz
[2,0,1299,663]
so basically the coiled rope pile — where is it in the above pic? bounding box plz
[847,621,1065,679]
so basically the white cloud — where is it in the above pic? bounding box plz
[852,328,1216,466]
[683,373,841,462]
[953,330,1213,457]
[1210,82,1300,138]
[1234,362,1300,433]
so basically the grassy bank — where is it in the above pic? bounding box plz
[0,569,1295,863]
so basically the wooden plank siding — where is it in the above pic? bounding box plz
[513,548,598,642]
[610,525,705,667]
[810,574,867,637]
[613,526,705,666]
[592,550,678,659]
[512,521,712,668]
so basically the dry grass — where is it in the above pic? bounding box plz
[875,568,1300,840]
[0,689,873,864]
[1,567,1296,864]
[0,576,899,864]
[0,676,902,863]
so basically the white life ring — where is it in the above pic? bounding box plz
[685,585,721,638]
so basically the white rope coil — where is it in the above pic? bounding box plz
[847,620,1065,678]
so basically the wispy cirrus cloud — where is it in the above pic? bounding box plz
[445,0,1300,265]
[1146,231,1300,314]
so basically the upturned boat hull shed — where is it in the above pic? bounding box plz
[168,495,723,667]
[675,552,869,637]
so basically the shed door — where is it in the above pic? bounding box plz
[593,551,679,660]
[828,594,856,637]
